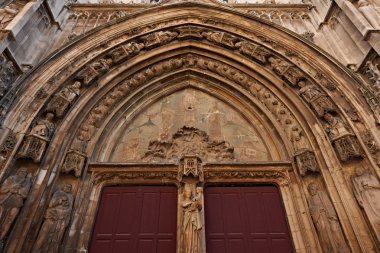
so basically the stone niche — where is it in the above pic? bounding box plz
[96,88,282,163]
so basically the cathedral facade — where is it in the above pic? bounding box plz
[0,0,380,252]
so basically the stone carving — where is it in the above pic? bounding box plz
[301,31,314,42]
[61,150,86,177]
[46,81,81,117]
[204,171,289,183]
[201,31,237,48]
[268,56,304,86]
[323,113,362,162]
[0,4,19,29]
[0,131,16,168]
[352,167,380,241]
[141,31,178,48]
[176,26,203,39]
[142,126,234,162]
[0,168,31,242]
[92,171,177,185]
[361,61,380,125]
[181,183,202,253]
[357,0,380,28]
[298,80,335,117]
[76,58,113,86]
[0,54,17,100]
[108,42,144,64]
[18,113,55,162]
[235,41,271,64]
[307,183,350,253]
[33,183,73,253]
[178,156,203,182]
[291,127,319,176]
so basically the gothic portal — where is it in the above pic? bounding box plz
[0,0,380,252]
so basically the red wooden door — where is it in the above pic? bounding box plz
[89,186,177,253]
[205,185,294,253]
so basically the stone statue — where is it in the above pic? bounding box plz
[32,183,73,253]
[323,113,362,162]
[46,82,81,117]
[298,81,335,117]
[30,113,55,139]
[307,183,350,253]
[181,184,202,253]
[0,4,19,29]
[0,167,31,241]
[352,167,380,241]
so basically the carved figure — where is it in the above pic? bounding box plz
[0,168,31,241]
[235,41,271,63]
[268,57,303,85]
[307,183,350,253]
[61,150,86,177]
[358,0,380,28]
[201,31,236,48]
[76,58,112,86]
[46,81,81,117]
[352,167,380,241]
[33,183,73,253]
[108,42,144,64]
[323,113,362,162]
[0,4,19,29]
[18,113,55,162]
[181,184,202,253]
[0,55,17,99]
[298,81,335,117]
[142,31,178,48]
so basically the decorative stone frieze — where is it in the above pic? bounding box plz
[46,81,81,118]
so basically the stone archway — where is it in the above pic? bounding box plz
[0,1,379,252]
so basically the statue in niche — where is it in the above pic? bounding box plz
[298,80,335,117]
[33,183,73,253]
[0,4,19,29]
[181,184,202,253]
[351,167,380,241]
[0,167,31,241]
[323,113,362,162]
[307,183,350,253]
[46,81,81,117]
[18,113,55,162]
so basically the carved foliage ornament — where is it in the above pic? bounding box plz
[91,171,177,185]
[142,126,234,162]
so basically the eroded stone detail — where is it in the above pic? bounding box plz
[235,40,271,64]
[76,58,112,86]
[46,81,81,118]
[204,170,288,181]
[108,42,144,64]
[91,171,177,185]
[268,56,304,86]
[141,30,178,48]
[0,54,17,100]
[0,130,16,169]
[0,3,19,29]
[32,183,73,253]
[0,167,31,243]
[61,150,86,177]
[142,126,234,162]
[324,113,363,162]
[361,60,380,125]
[307,183,350,253]
[17,113,55,162]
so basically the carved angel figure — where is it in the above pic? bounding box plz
[352,167,380,241]
[0,167,31,240]
[0,4,19,29]
[307,183,350,253]
[181,185,202,253]
[33,183,73,253]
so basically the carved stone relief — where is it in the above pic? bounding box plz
[361,60,380,125]
[0,167,31,245]
[142,126,234,163]
[0,3,19,29]
[307,183,350,253]
[0,54,17,100]
[0,130,16,169]
[17,113,55,162]
[76,58,112,86]
[32,183,73,253]
[61,150,86,177]
[352,167,380,242]
[323,113,363,162]
[46,81,81,118]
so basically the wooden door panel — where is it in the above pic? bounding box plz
[89,186,177,253]
[205,185,294,253]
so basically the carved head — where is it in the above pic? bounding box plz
[297,80,306,88]
[307,183,318,196]
[45,113,54,121]
[16,167,28,178]
[62,183,72,193]
[72,81,81,89]
[355,167,365,176]
[323,113,333,123]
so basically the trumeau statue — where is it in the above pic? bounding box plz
[0,167,31,241]
[32,183,73,253]
[352,167,380,241]
[181,184,202,253]
[307,183,350,253]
